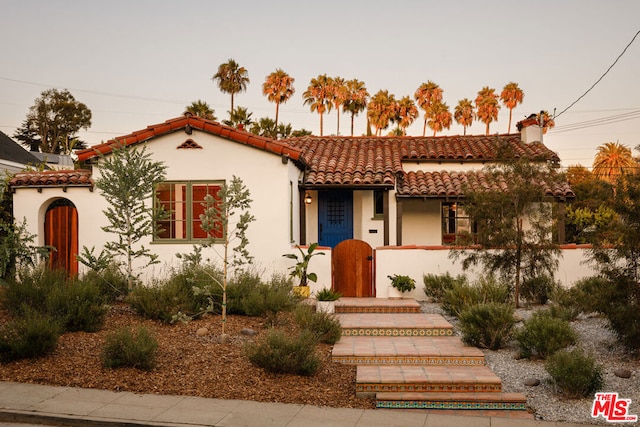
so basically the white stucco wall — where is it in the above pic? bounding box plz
[12,130,306,282]
[400,199,442,245]
[374,245,597,300]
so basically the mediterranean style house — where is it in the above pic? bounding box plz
[8,114,575,297]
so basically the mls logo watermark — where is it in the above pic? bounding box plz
[592,392,638,423]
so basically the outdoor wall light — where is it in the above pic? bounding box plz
[184,124,193,135]
[304,192,312,204]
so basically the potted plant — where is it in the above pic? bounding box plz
[387,274,416,299]
[315,287,342,313]
[283,242,325,298]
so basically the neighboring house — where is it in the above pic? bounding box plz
[8,115,574,296]
[0,131,43,175]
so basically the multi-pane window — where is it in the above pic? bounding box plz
[442,202,472,244]
[155,181,223,241]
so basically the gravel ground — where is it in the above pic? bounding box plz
[422,302,640,425]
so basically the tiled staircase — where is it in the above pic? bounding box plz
[332,298,530,415]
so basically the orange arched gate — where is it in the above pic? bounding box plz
[45,199,78,276]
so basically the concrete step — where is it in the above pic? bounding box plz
[335,297,422,314]
[337,313,454,337]
[332,336,485,366]
[375,391,528,411]
[356,365,502,398]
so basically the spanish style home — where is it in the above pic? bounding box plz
[8,115,575,297]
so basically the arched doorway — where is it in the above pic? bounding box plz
[45,199,78,276]
[332,239,374,297]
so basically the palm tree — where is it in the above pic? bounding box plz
[262,69,295,127]
[414,81,443,136]
[184,100,216,120]
[342,79,369,136]
[367,90,396,136]
[475,87,500,135]
[222,106,253,129]
[500,82,524,133]
[212,59,250,117]
[303,74,333,136]
[454,98,475,135]
[592,141,639,185]
[427,101,452,136]
[329,77,347,135]
[394,96,418,135]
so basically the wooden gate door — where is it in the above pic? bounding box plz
[332,239,374,297]
[45,199,78,276]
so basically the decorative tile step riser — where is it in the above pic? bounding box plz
[342,328,454,337]
[356,384,502,394]
[336,307,422,314]
[376,401,527,411]
[333,356,485,366]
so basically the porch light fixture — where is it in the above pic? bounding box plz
[304,192,312,204]
[184,124,193,135]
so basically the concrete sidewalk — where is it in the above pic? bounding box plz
[0,381,589,427]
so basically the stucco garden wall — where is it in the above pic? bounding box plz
[373,245,597,300]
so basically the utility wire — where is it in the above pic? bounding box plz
[555,30,640,119]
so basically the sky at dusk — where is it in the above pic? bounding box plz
[1,0,639,168]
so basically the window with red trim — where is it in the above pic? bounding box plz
[155,181,223,241]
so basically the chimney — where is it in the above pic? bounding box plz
[237,123,244,132]
[517,114,543,144]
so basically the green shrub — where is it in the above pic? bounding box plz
[294,305,342,344]
[440,274,509,317]
[241,277,296,320]
[562,276,610,315]
[81,263,129,302]
[459,302,515,350]
[545,348,603,398]
[476,274,511,305]
[441,281,483,317]
[2,265,66,315]
[423,273,466,302]
[516,311,578,359]
[0,307,62,362]
[102,326,158,371]
[547,287,581,321]
[388,274,416,293]
[521,275,558,305]
[315,287,342,301]
[46,278,108,332]
[245,329,320,376]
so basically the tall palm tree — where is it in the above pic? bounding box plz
[454,98,475,135]
[303,74,333,136]
[475,86,500,135]
[212,59,250,117]
[394,96,418,135]
[592,141,639,185]
[329,77,347,135]
[184,100,216,120]
[342,79,369,136]
[262,69,295,126]
[414,81,443,136]
[222,106,253,129]
[427,101,452,136]
[500,82,524,133]
[367,90,395,136]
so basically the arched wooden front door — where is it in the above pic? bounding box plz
[332,239,374,297]
[45,199,78,276]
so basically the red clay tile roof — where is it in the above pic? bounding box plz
[285,134,560,187]
[8,169,93,190]
[285,137,402,187]
[401,134,557,161]
[397,170,575,200]
[75,115,305,165]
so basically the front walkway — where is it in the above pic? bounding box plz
[332,298,531,418]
